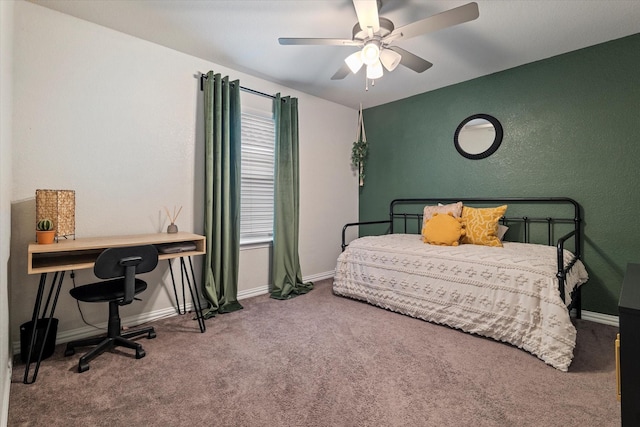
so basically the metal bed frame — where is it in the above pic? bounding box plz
[341,197,583,318]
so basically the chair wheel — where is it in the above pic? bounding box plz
[136,348,146,359]
[148,331,156,339]
[78,362,90,373]
[64,347,75,357]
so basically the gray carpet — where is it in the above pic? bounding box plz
[9,279,620,426]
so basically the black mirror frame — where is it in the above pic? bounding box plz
[454,114,503,160]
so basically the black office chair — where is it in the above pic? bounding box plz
[64,245,159,373]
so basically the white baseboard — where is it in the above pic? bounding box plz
[12,279,616,355]
[304,270,335,283]
[11,271,336,355]
[12,304,193,355]
[238,286,269,300]
[1,361,10,427]
[26,273,622,355]
[237,270,334,301]
[581,310,619,327]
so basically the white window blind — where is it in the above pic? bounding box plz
[240,110,275,244]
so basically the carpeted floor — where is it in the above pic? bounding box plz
[9,279,620,426]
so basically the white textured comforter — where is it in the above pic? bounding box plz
[333,234,589,371]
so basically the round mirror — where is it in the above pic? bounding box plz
[454,114,503,160]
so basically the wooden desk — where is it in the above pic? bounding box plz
[28,232,206,274]
[24,232,207,384]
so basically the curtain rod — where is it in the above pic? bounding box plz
[200,74,276,100]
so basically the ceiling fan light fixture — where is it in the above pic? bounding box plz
[366,60,384,79]
[361,40,380,66]
[345,51,364,74]
[280,1,480,84]
[380,49,401,72]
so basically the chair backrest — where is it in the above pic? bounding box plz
[94,245,159,280]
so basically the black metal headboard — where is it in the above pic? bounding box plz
[389,197,581,255]
[343,197,581,252]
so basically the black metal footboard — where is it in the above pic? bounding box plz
[340,197,583,318]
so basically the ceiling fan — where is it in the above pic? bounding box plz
[278,1,479,81]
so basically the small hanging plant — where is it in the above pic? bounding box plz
[351,104,368,187]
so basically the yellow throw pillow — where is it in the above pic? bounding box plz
[422,212,466,246]
[460,205,507,247]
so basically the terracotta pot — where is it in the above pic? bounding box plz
[36,230,56,244]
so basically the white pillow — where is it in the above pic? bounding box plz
[422,202,463,230]
[497,224,508,240]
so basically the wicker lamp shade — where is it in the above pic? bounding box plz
[36,189,75,240]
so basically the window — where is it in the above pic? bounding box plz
[240,109,275,245]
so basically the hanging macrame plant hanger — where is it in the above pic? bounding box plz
[352,103,368,187]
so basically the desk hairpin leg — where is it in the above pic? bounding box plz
[23,271,65,384]
[168,260,187,315]
[167,256,206,333]
[182,257,206,333]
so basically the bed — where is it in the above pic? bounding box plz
[333,198,588,371]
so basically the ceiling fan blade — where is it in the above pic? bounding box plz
[387,2,479,42]
[387,46,433,73]
[353,0,380,33]
[331,63,352,80]
[279,38,361,46]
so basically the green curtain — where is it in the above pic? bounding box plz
[270,94,313,300]
[202,71,243,318]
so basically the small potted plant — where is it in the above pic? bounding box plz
[36,219,56,244]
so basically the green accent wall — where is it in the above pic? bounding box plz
[360,33,640,316]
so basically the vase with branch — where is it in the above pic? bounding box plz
[164,206,183,234]
[351,103,368,187]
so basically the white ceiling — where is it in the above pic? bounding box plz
[27,0,640,109]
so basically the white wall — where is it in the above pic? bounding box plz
[1,0,15,421]
[10,0,358,349]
